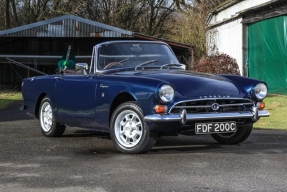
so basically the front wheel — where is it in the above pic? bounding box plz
[110,102,156,153]
[39,97,65,137]
[211,125,253,144]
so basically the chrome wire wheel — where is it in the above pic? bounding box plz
[114,109,143,148]
[40,101,53,132]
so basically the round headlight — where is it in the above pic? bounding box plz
[253,83,267,100]
[159,84,174,103]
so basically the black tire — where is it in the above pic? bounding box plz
[39,96,65,137]
[211,125,253,144]
[110,102,156,154]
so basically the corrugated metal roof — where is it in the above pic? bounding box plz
[211,0,245,14]
[0,14,133,37]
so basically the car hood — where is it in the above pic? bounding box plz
[115,70,240,98]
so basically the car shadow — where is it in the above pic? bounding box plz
[0,101,34,122]
[2,101,287,156]
[148,131,287,155]
[63,129,111,139]
[63,130,287,155]
[150,135,227,154]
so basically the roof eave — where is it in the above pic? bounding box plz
[0,14,133,36]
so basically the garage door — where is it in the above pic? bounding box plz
[248,16,287,94]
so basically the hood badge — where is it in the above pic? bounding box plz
[211,102,220,111]
[200,95,230,98]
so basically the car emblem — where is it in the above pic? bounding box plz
[211,102,220,111]
[199,95,230,98]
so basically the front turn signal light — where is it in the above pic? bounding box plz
[154,105,167,114]
[257,102,265,110]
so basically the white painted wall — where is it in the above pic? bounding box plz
[207,18,243,74]
[207,0,272,75]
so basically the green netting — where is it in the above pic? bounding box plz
[248,16,287,95]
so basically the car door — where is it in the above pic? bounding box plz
[54,74,97,127]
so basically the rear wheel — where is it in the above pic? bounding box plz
[39,97,65,137]
[211,125,253,144]
[110,102,156,153]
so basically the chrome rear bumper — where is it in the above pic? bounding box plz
[144,107,270,125]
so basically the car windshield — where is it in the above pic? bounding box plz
[97,42,180,71]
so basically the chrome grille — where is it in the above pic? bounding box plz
[169,98,254,114]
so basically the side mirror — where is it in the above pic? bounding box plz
[76,63,88,70]
[75,63,88,75]
[180,64,186,70]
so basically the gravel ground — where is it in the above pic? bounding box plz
[0,101,287,192]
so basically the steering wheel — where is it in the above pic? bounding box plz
[104,62,123,69]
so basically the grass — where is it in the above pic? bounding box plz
[254,94,287,130]
[0,91,23,109]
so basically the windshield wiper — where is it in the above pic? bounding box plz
[135,59,158,71]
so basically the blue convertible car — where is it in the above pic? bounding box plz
[21,40,269,153]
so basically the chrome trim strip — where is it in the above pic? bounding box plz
[169,98,254,113]
[219,103,254,107]
[258,110,270,117]
[173,102,254,109]
[144,112,254,122]
[173,105,211,109]
[144,109,270,123]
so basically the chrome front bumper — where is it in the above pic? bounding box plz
[144,107,270,125]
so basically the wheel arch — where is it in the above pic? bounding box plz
[109,92,136,124]
[35,93,48,118]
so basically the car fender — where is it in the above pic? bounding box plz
[95,75,165,129]
[22,76,57,118]
[219,74,268,99]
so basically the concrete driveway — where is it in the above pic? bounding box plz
[0,102,287,191]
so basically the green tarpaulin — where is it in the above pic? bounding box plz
[248,16,287,95]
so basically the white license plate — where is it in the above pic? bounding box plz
[195,121,236,134]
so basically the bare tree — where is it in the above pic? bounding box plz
[79,0,176,37]
[139,0,176,36]
[5,0,10,29]
[82,0,118,25]
[11,0,19,26]
[0,0,83,29]
[167,0,226,59]
[24,0,50,22]
[81,0,145,30]
[47,0,85,17]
